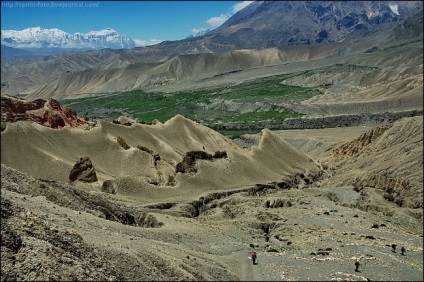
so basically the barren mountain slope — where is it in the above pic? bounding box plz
[1,115,423,281]
[24,37,423,109]
[209,1,422,48]
[25,44,348,100]
[245,116,423,214]
[0,48,150,95]
[0,115,322,202]
[322,116,423,210]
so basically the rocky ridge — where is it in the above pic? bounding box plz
[1,93,88,131]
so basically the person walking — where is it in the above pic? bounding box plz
[391,244,397,252]
[251,252,257,265]
[355,260,361,272]
[400,246,406,256]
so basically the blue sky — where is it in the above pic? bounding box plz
[1,1,253,46]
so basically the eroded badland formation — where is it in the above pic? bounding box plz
[1,1,423,281]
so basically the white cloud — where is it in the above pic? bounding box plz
[206,14,230,27]
[134,38,162,47]
[232,1,254,14]
[191,1,254,37]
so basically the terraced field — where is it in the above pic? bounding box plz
[61,74,321,127]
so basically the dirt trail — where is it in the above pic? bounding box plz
[229,251,266,281]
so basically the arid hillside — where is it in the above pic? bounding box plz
[1,114,322,201]
[1,3,422,280]
[24,44,349,100]
[1,112,423,281]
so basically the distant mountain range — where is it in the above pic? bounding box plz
[200,1,422,48]
[2,1,421,59]
[1,1,423,98]
[1,27,136,50]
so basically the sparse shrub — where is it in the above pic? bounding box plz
[371,223,379,229]
[267,248,279,252]
[117,136,130,150]
[249,243,255,248]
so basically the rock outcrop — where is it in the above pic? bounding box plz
[330,125,390,158]
[101,179,117,194]
[1,93,87,131]
[176,151,228,174]
[69,157,98,183]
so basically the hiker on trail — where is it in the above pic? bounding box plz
[391,244,397,252]
[251,252,257,265]
[401,246,406,256]
[355,260,360,272]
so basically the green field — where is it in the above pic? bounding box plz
[61,74,322,133]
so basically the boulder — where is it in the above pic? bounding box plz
[101,180,117,194]
[69,156,98,182]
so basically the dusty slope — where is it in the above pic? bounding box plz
[0,48,154,96]
[0,115,321,202]
[143,39,422,121]
[241,116,423,215]
[26,44,348,100]
[1,115,422,281]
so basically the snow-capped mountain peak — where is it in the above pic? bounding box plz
[86,28,118,36]
[1,27,136,49]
